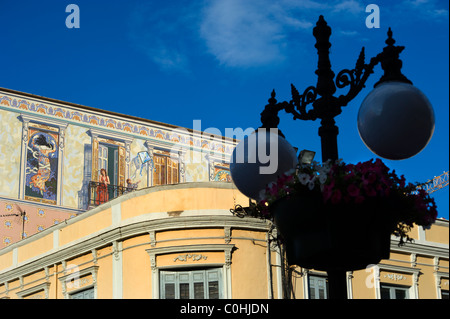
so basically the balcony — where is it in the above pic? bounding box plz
[88,181,136,208]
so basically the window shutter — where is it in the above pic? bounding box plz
[118,145,126,187]
[152,153,179,186]
[92,139,99,182]
[168,157,179,184]
[153,155,161,186]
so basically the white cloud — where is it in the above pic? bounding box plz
[127,0,377,70]
[199,0,322,68]
[199,0,285,67]
[147,47,190,73]
[332,0,364,14]
[433,8,449,16]
[338,30,359,37]
[401,0,449,18]
[408,0,432,7]
[198,0,369,68]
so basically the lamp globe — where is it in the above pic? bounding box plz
[230,130,297,200]
[357,82,435,160]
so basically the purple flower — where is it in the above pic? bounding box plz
[364,185,377,197]
[347,184,360,197]
[331,189,342,205]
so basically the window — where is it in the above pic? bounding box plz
[93,140,124,187]
[380,284,409,299]
[160,268,222,299]
[89,138,127,207]
[70,287,95,299]
[441,290,449,299]
[153,151,179,186]
[90,129,132,189]
[98,143,119,185]
[309,276,328,299]
[58,265,98,299]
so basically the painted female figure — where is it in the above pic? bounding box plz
[28,133,57,197]
[96,168,110,205]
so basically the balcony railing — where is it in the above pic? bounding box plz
[88,181,135,207]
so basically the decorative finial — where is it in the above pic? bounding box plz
[259,90,285,137]
[317,15,326,25]
[315,15,330,32]
[268,89,277,104]
[385,27,395,46]
[374,27,412,87]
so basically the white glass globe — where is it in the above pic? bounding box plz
[357,82,435,160]
[230,130,298,200]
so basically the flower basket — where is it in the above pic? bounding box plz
[259,158,438,272]
[271,192,394,271]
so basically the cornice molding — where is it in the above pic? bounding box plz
[390,239,449,259]
[88,128,134,144]
[16,282,51,299]
[19,113,69,129]
[0,215,269,283]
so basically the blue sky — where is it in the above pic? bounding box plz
[1,0,448,218]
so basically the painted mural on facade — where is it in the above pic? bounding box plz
[25,127,59,205]
[213,163,232,182]
[0,199,77,247]
[0,88,237,247]
[0,93,235,156]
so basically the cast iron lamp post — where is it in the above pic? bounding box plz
[259,15,434,163]
[230,15,434,299]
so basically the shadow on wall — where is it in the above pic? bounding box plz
[77,143,92,211]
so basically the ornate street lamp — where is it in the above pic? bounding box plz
[258,16,434,163]
[230,15,435,299]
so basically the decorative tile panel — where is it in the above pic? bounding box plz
[0,92,236,157]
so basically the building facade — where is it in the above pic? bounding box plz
[0,87,235,246]
[0,87,448,299]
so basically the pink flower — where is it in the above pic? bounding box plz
[322,181,335,202]
[344,164,355,173]
[331,189,342,205]
[347,184,360,197]
[414,195,427,211]
[276,174,293,189]
[356,160,372,174]
[344,171,355,181]
[380,176,392,188]
[371,158,387,174]
[364,185,377,197]
[268,183,278,196]
[362,172,377,186]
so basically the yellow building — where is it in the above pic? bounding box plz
[0,87,236,246]
[0,87,448,300]
[0,182,448,299]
